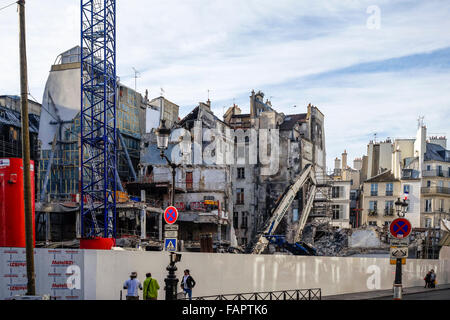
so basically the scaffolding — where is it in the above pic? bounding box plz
[80,0,117,238]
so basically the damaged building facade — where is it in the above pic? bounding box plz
[0,95,41,162]
[132,101,233,251]
[223,90,328,249]
[35,46,168,245]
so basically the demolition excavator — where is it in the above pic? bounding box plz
[250,164,318,256]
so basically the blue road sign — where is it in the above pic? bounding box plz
[164,238,177,252]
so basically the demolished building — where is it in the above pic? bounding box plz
[223,90,330,250]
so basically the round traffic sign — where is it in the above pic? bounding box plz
[389,218,412,239]
[164,206,178,225]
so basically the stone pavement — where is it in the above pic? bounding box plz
[322,284,450,300]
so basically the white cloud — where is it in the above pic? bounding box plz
[0,0,449,171]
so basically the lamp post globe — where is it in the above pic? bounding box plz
[395,198,403,216]
[156,119,171,151]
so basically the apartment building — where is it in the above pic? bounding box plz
[421,140,450,228]
[362,170,401,227]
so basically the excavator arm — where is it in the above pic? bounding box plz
[251,164,316,254]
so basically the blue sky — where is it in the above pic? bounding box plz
[1,0,449,170]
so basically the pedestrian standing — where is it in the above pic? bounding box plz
[123,272,142,300]
[180,269,196,300]
[424,270,431,288]
[430,269,436,288]
[143,272,160,300]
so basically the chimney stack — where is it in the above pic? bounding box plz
[342,150,348,170]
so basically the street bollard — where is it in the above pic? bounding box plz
[393,284,402,300]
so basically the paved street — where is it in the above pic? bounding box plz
[372,289,450,300]
[324,284,450,300]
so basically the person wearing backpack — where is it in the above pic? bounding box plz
[180,269,196,300]
[143,273,160,300]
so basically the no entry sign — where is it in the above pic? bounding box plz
[389,218,412,239]
[164,206,178,225]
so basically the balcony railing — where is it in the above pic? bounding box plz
[368,210,378,217]
[421,186,450,195]
[385,191,393,196]
[370,191,378,196]
[423,170,449,178]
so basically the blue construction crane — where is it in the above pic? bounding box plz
[80,0,117,239]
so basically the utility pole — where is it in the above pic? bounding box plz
[18,0,36,296]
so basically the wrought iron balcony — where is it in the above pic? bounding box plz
[368,210,378,216]
[423,170,448,178]
[421,186,450,195]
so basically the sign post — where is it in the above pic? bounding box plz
[164,207,179,251]
[389,217,412,300]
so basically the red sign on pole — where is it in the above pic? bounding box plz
[389,218,412,239]
[164,206,178,225]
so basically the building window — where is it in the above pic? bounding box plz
[233,212,239,229]
[369,201,378,216]
[371,183,378,196]
[368,221,377,227]
[403,185,410,194]
[241,212,248,229]
[332,205,341,220]
[385,201,394,216]
[425,218,432,228]
[427,180,431,188]
[437,165,443,176]
[426,165,431,171]
[332,186,341,198]
[237,168,245,179]
[236,188,244,205]
[425,199,432,212]
[186,172,193,191]
[386,183,393,196]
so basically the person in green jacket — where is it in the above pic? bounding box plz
[143,273,160,300]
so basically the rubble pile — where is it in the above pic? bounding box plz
[313,228,350,256]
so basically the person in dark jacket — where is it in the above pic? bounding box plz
[424,271,431,288]
[429,269,436,288]
[180,269,196,300]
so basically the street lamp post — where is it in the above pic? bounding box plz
[164,252,182,300]
[155,120,176,205]
[393,197,409,300]
[155,120,191,206]
[156,121,192,301]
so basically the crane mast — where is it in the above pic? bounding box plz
[80,0,117,239]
